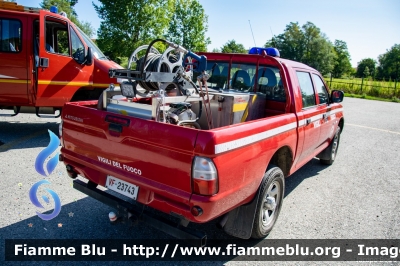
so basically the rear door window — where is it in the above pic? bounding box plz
[296,71,316,108]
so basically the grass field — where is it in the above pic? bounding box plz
[324,77,399,101]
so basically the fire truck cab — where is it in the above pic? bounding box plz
[0,0,121,117]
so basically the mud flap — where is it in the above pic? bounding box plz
[316,146,331,160]
[223,175,266,239]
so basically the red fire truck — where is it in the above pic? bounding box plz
[0,0,121,117]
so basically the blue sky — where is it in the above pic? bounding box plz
[17,0,400,67]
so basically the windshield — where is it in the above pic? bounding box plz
[75,26,107,60]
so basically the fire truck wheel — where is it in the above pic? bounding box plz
[320,126,341,165]
[251,165,285,239]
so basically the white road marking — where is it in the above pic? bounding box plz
[347,123,400,135]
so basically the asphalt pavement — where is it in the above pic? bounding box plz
[0,97,399,265]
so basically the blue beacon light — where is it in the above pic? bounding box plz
[50,6,58,14]
[248,47,280,57]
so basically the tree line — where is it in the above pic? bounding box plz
[357,45,400,81]
[41,0,399,81]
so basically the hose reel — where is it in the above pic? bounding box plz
[127,45,192,97]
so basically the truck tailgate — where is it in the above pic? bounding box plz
[61,101,199,208]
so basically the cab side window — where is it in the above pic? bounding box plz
[296,71,316,108]
[0,19,22,53]
[312,74,329,104]
[45,19,69,55]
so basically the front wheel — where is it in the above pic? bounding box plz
[251,166,285,239]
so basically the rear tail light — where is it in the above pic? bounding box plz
[192,156,218,195]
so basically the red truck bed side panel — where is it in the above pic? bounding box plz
[62,102,199,211]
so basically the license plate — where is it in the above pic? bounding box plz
[105,175,139,200]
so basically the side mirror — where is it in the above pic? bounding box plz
[330,90,344,103]
[85,47,93,66]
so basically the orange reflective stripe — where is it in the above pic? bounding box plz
[0,78,29,84]
[37,80,110,87]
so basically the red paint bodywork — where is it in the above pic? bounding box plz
[60,52,344,223]
[0,7,120,108]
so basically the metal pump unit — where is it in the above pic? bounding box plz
[102,39,211,129]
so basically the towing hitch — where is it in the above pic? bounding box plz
[73,179,207,246]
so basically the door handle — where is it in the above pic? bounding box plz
[39,58,49,68]
[306,119,311,125]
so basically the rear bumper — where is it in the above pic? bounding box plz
[61,152,235,224]
[73,179,206,245]
[61,149,257,225]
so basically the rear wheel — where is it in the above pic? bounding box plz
[251,165,285,239]
[320,126,341,165]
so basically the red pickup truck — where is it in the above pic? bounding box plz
[59,42,344,244]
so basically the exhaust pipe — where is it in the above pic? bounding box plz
[65,164,78,179]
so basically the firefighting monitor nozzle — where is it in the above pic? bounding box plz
[164,40,207,74]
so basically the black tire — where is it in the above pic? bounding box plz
[320,126,341,165]
[251,165,285,239]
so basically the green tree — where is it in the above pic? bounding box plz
[221,40,247,53]
[78,21,95,39]
[376,44,400,81]
[93,0,172,59]
[265,22,335,75]
[350,67,357,77]
[363,66,370,77]
[40,0,94,37]
[356,58,376,78]
[332,40,352,78]
[266,22,304,61]
[164,0,210,52]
